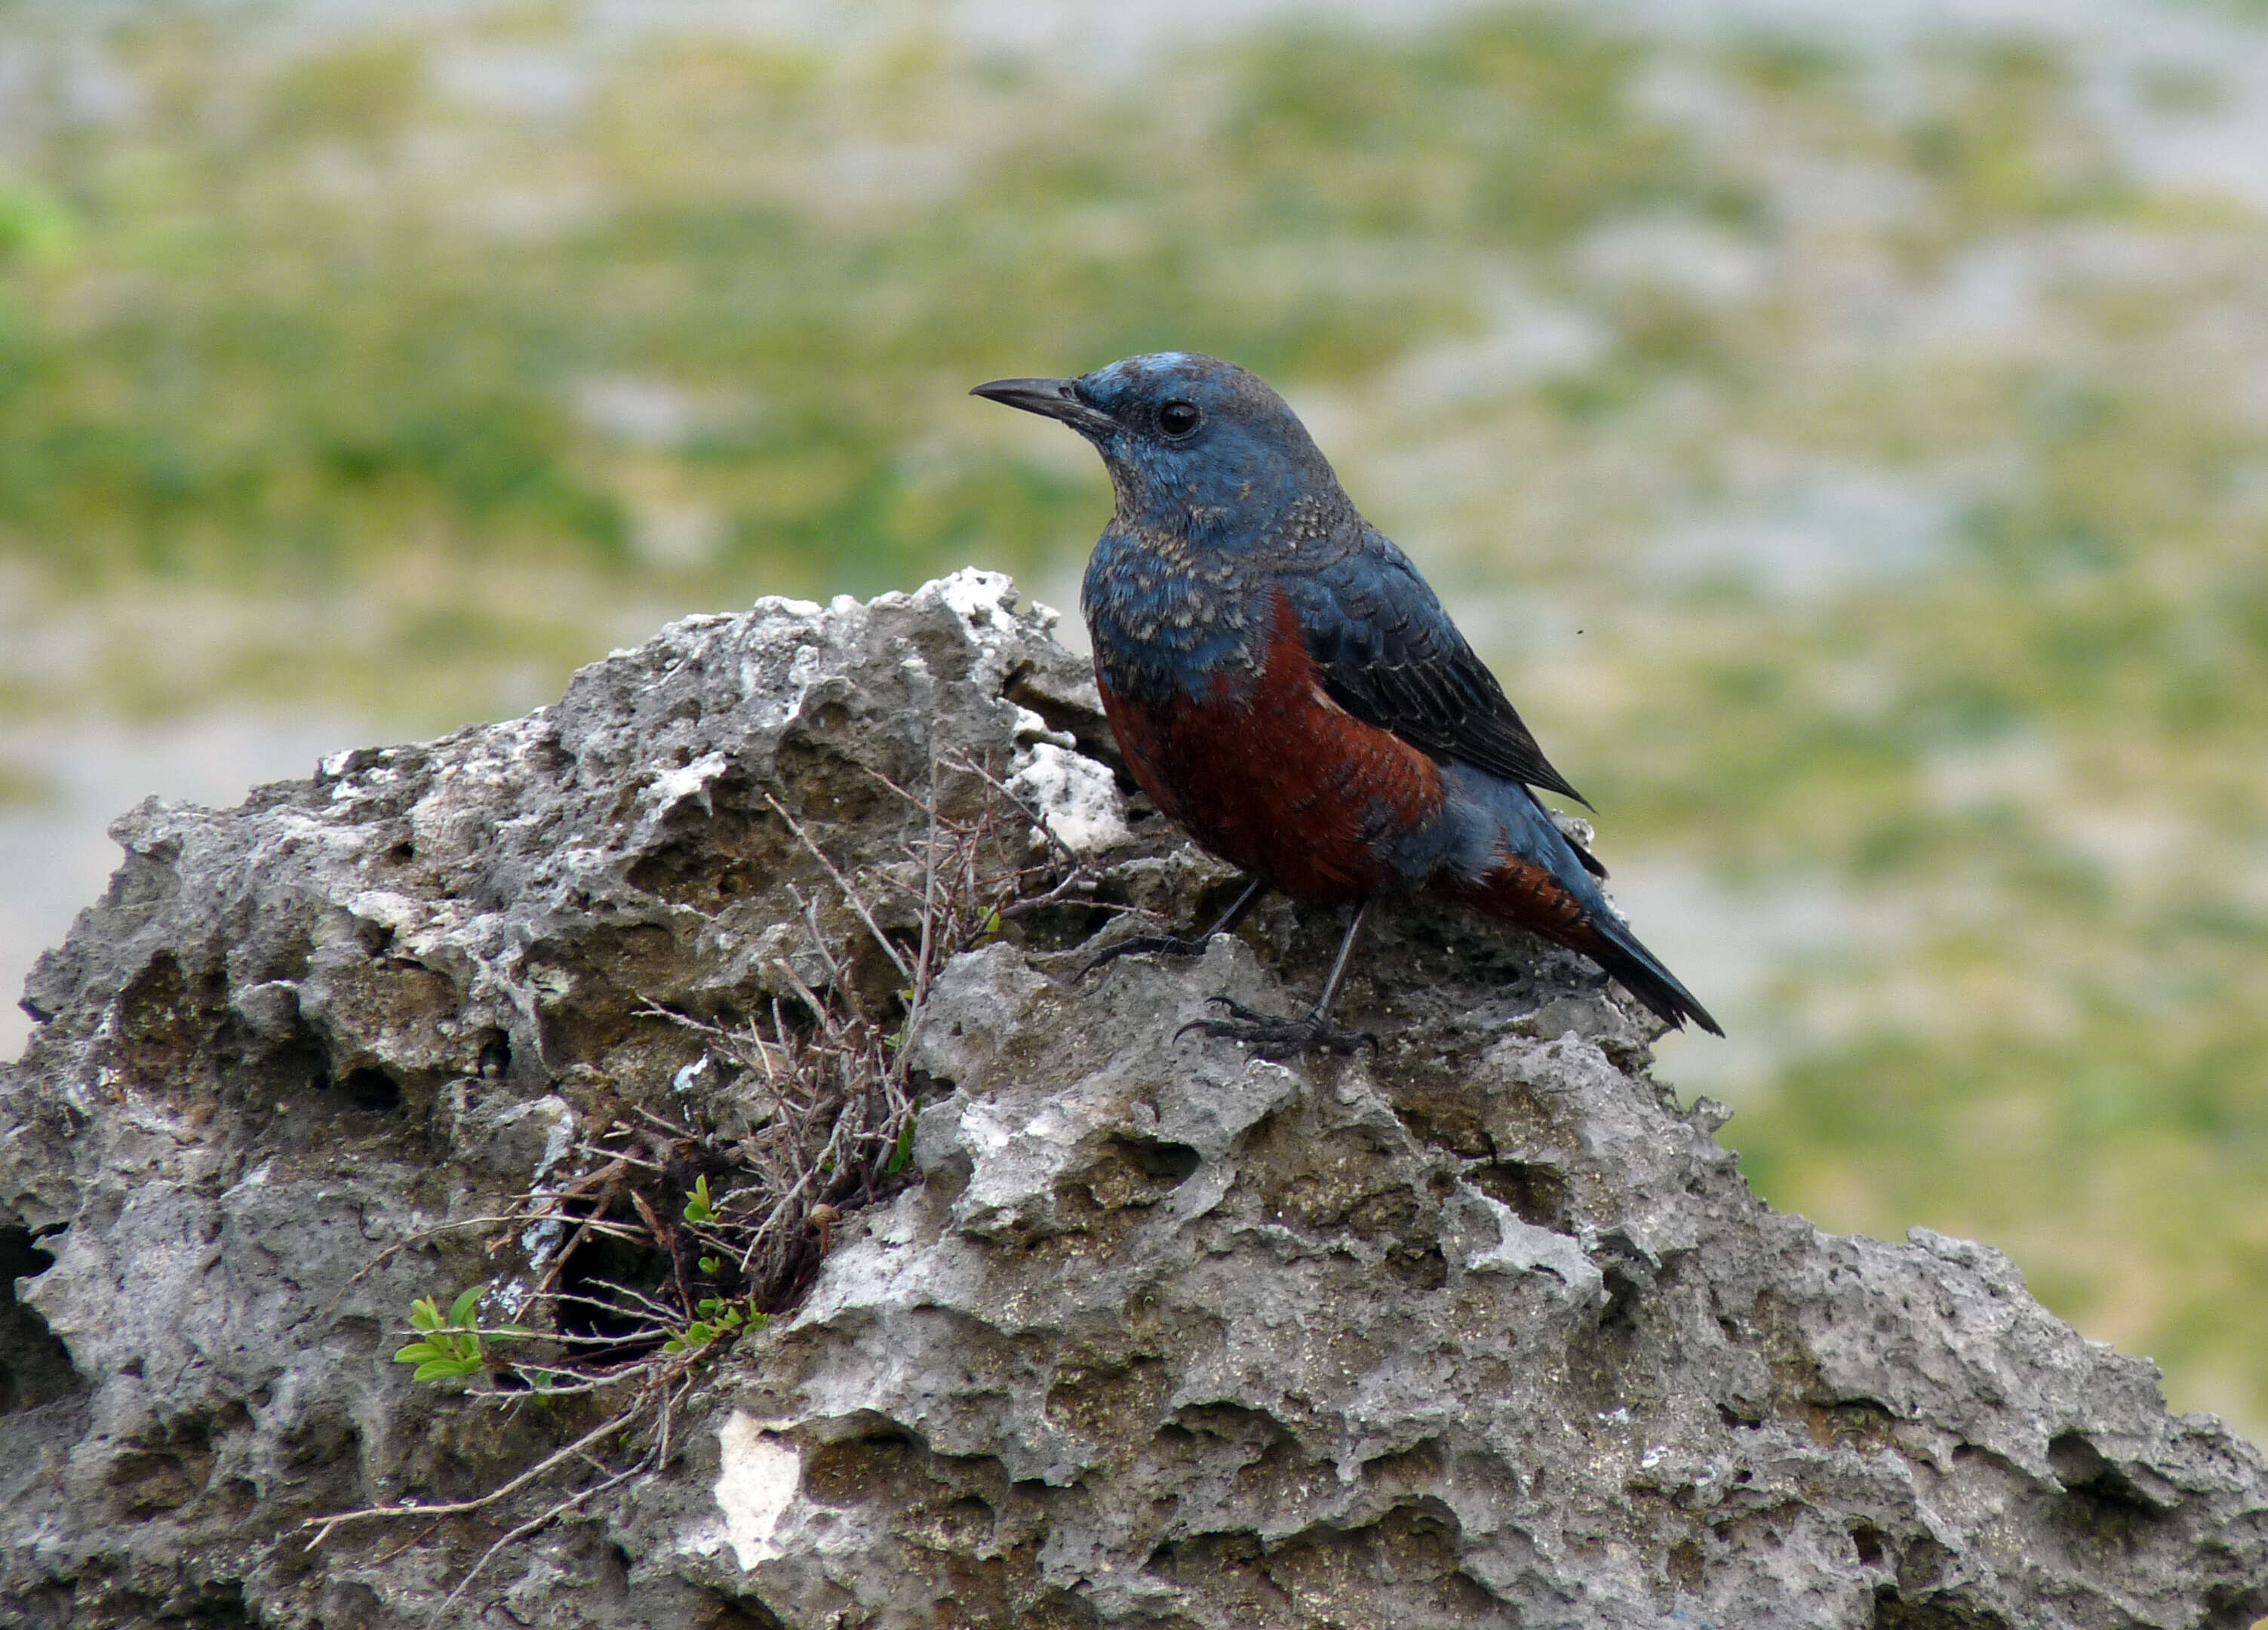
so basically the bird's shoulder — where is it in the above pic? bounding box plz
[1283,522,1590,807]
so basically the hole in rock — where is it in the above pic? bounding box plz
[340,1067,404,1113]
[0,1226,81,1415]
[1852,1524,1886,1568]
[130,1577,251,1629]
[2045,1429,2168,1533]
[1599,1266,1644,1336]
[552,1199,673,1357]
[697,1588,792,1630]
[1109,1136,1201,1185]
[2046,1429,2113,1488]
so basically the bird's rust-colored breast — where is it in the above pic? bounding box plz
[1097,592,1445,904]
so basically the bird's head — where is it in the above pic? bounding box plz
[972,352,1342,540]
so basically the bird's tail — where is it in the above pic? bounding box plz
[1440,777,1723,1035]
[1578,912,1723,1038]
[1452,860,1723,1035]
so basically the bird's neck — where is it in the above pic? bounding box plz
[1107,470,1352,555]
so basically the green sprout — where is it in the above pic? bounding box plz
[683,1175,718,1226]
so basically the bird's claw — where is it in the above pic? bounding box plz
[1077,932,1217,982]
[1175,996,1376,1060]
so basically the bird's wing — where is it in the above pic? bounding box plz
[1293,534,1591,810]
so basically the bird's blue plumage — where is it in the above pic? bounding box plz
[975,352,1719,1037]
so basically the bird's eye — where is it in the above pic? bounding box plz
[1156,400,1201,438]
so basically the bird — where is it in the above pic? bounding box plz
[972,352,1719,1055]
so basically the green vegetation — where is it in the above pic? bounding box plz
[390,1280,770,1382]
[394,1287,528,1384]
[5,5,2268,1434]
[662,1295,766,1358]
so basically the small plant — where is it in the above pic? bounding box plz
[393,1287,526,1382]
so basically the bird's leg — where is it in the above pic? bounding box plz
[1077,878,1270,980]
[1179,898,1378,1060]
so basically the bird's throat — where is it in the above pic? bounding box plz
[1082,527,1265,704]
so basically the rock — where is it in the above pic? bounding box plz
[3,571,2262,1629]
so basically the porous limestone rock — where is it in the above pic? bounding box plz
[3,573,2263,1629]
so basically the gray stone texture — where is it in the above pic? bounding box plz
[3,572,2263,1628]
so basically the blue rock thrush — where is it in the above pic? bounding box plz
[973,352,1720,1055]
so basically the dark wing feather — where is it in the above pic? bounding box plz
[1297,538,1592,810]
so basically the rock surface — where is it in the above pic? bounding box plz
[3,572,2263,1629]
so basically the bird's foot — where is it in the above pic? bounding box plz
[1175,997,1376,1060]
[1077,931,1218,981]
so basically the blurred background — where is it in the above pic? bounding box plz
[2,0,2266,1440]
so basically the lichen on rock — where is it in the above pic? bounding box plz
[3,572,2263,1628]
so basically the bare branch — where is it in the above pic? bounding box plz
[302,1401,648,1549]
[427,1459,652,1627]
[764,791,913,983]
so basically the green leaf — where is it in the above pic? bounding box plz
[662,1336,687,1355]
[413,1356,483,1382]
[698,1255,721,1275]
[448,1286,484,1329]
[885,1114,918,1176]
[393,1342,445,1364]
[409,1296,443,1333]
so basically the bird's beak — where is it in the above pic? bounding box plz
[970,377,1119,438]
